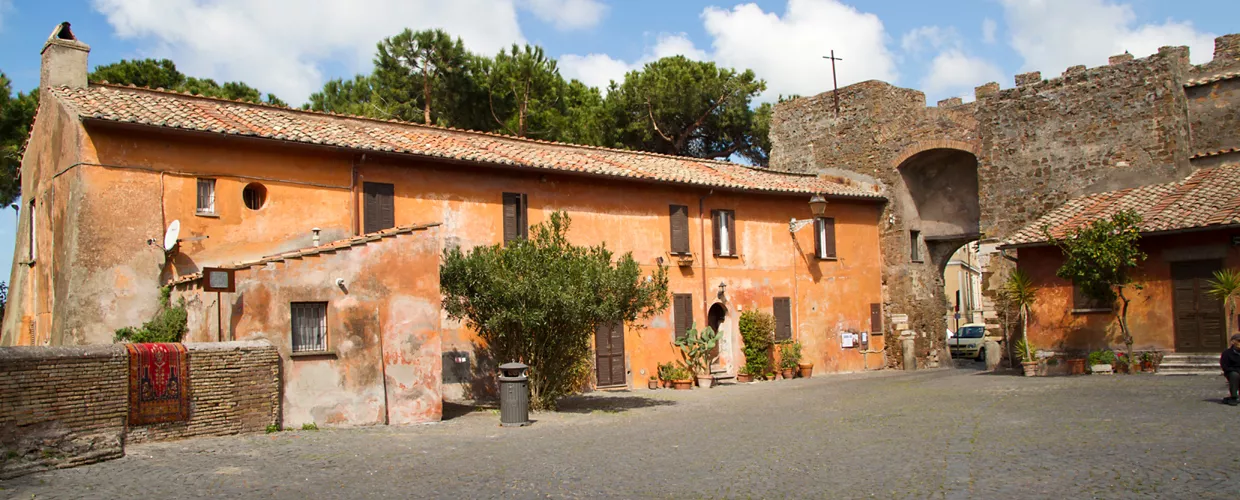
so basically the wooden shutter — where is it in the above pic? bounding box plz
[711,210,721,256]
[822,217,836,258]
[673,293,693,339]
[774,297,792,341]
[363,182,395,233]
[870,303,882,334]
[910,230,921,262]
[503,192,527,244]
[669,205,689,254]
[727,211,737,257]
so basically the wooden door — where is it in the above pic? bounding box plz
[595,321,626,387]
[1172,260,1225,352]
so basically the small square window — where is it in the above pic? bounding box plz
[197,178,216,215]
[291,302,328,352]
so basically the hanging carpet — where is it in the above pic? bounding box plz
[126,343,190,425]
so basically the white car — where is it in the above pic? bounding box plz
[947,323,990,361]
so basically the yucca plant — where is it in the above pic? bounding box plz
[1207,269,1240,339]
[1003,269,1037,364]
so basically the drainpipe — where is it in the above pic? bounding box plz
[351,154,366,236]
[699,190,713,324]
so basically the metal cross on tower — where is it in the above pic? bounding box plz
[822,50,842,114]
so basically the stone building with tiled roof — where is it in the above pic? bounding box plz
[2,24,890,427]
[999,163,1240,356]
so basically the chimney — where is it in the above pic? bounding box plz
[40,22,90,89]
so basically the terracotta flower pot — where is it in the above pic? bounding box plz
[647,379,659,390]
[1067,358,1086,375]
[737,373,754,383]
[1021,361,1038,377]
[697,375,714,389]
[1140,361,1154,372]
[661,379,670,388]
[781,368,795,379]
[672,379,693,390]
[798,363,813,379]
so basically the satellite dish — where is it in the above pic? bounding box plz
[163,220,181,251]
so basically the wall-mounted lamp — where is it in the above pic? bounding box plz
[790,193,830,233]
[656,256,664,266]
[717,281,727,299]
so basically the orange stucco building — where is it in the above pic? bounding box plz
[5,25,891,426]
[1002,163,1240,354]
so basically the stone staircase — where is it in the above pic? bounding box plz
[1157,353,1221,375]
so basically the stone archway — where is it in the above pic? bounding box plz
[890,146,982,367]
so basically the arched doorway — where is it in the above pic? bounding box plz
[707,303,727,372]
[895,147,984,366]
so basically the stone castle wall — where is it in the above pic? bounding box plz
[769,34,1240,367]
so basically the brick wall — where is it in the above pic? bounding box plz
[0,341,280,478]
[0,345,127,479]
[127,341,280,444]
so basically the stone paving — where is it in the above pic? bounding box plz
[4,366,1239,499]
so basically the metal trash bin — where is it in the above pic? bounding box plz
[498,362,530,427]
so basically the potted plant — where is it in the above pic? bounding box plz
[674,324,720,389]
[1014,338,1038,376]
[737,367,754,383]
[1088,349,1117,374]
[1066,357,1086,375]
[669,365,693,390]
[1139,351,1162,372]
[778,341,802,379]
[657,362,673,388]
[1114,352,1130,374]
[739,310,775,384]
[647,375,659,390]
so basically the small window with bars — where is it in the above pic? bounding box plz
[291,302,328,352]
[197,178,216,215]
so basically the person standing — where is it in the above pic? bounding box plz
[1222,334,1240,406]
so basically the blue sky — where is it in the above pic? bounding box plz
[0,0,1237,278]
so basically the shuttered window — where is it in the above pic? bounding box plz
[870,303,882,334]
[910,230,922,262]
[27,200,36,261]
[774,297,792,341]
[196,178,216,215]
[673,293,693,340]
[291,302,328,352]
[502,192,528,245]
[814,217,836,259]
[669,205,690,254]
[363,182,396,233]
[712,209,737,257]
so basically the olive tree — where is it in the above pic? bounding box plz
[440,212,669,410]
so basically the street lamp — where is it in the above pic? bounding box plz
[789,193,829,233]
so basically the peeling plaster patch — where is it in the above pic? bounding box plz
[649,316,669,329]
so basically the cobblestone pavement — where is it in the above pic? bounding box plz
[5,366,1240,499]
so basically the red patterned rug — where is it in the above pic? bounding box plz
[126,343,190,425]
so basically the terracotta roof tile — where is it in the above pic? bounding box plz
[168,223,439,286]
[51,84,883,200]
[1191,147,1240,160]
[1184,71,1240,87]
[1002,163,1240,246]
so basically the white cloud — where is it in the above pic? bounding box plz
[559,33,707,92]
[981,18,997,44]
[701,0,896,102]
[1000,0,1215,74]
[901,26,958,54]
[561,0,896,103]
[92,0,527,105]
[921,50,1004,102]
[520,0,607,31]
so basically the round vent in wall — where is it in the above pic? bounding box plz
[243,183,267,210]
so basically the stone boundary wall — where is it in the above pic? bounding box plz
[127,341,280,444]
[0,345,127,479]
[0,341,280,478]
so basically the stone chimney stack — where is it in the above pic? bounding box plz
[40,22,90,89]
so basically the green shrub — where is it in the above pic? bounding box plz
[778,341,802,370]
[1088,350,1117,366]
[114,287,188,343]
[738,310,775,377]
[300,422,318,431]
[265,424,281,434]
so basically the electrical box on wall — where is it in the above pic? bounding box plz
[841,331,857,348]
